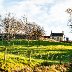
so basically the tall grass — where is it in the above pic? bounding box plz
[0,39,72,71]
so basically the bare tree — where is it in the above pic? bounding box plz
[0,13,25,39]
[0,13,25,61]
[66,8,72,32]
[24,22,45,40]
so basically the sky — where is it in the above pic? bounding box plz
[0,0,72,40]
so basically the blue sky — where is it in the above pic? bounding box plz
[0,0,72,40]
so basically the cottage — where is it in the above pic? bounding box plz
[50,31,64,41]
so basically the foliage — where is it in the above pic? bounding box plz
[22,22,45,40]
[0,13,45,40]
[0,40,72,71]
[67,63,72,72]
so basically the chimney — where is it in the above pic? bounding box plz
[62,31,64,34]
[51,30,52,34]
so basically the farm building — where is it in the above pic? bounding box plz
[50,31,64,41]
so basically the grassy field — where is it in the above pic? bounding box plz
[0,39,72,71]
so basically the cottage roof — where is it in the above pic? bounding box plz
[51,33,63,36]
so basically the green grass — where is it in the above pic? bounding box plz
[0,39,72,46]
[0,39,72,71]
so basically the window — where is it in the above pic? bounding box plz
[57,37,59,41]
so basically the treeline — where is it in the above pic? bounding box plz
[0,13,45,40]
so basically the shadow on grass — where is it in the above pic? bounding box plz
[0,40,72,46]
[32,50,72,63]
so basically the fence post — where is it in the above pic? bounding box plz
[4,47,7,62]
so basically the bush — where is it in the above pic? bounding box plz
[40,61,53,66]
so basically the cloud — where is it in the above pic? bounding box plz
[5,0,55,16]
[0,0,7,15]
[1,0,72,39]
[0,0,3,5]
[0,0,4,10]
[30,0,54,4]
